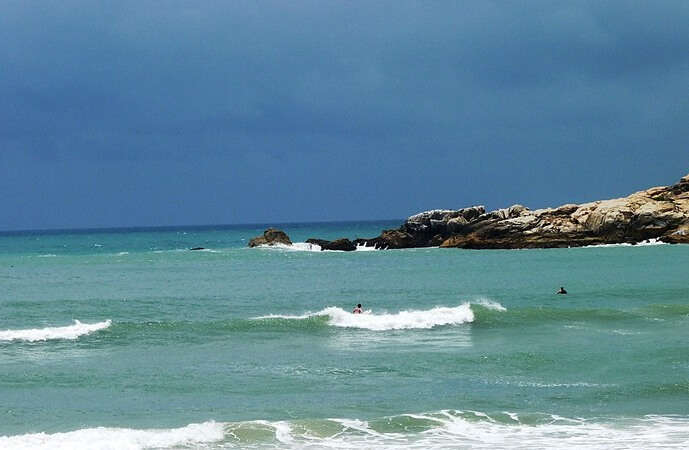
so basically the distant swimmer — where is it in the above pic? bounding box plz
[556,287,568,295]
[352,304,363,314]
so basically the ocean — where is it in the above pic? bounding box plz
[1,221,688,449]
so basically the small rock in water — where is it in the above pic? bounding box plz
[248,228,293,247]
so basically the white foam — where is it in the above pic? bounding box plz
[256,242,322,252]
[316,413,689,449]
[0,320,112,342]
[581,238,667,248]
[244,413,689,449]
[256,304,479,330]
[0,421,224,450]
[4,414,689,449]
[354,243,379,251]
[472,298,507,311]
[256,242,381,252]
[37,254,57,258]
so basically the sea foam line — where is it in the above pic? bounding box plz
[4,414,689,449]
[0,421,224,450]
[256,242,380,252]
[255,302,505,330]
[581,238,667,248]
[0,320,112,342]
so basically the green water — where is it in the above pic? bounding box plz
[1,223,688,448]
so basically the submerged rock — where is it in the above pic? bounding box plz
[248,228,292,247]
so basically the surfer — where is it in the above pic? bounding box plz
[556,286,567,295]
[352,304,363,314]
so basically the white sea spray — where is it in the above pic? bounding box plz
[0,320,112,342]
[254,303,499,330]
[0,421,224,450]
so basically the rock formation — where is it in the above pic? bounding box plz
[305,238,357,251]
[352,173,689,249]
[248,228,292,247]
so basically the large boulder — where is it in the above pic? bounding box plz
[322,238,357,251]
[305,238,357,251]
[248,228,292,247]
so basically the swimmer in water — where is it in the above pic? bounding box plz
[352,304,363,314]
[556,286,567,295]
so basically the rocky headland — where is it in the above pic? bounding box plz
[352,172,689,249]
[248,173,689,250]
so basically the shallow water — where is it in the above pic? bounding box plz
[1,222,688,448]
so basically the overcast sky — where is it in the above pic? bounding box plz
[1,1,688,230]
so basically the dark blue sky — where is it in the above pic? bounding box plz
[2,1,688,230]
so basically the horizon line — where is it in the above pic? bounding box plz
[0,218,404,235]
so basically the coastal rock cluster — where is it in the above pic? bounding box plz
[354,173,689,249]
[248,173,689,250]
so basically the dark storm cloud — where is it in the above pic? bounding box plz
[1,1,688,229]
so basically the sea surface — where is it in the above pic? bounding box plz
[1,221,688,449]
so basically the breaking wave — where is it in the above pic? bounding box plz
[0,320,112,342]
[0,421,223,450]
[256,302,504,330]
[3,412,689,449]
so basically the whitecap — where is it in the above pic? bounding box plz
[0,421,224,450]
[3,414,689,449]
[0,320,112,342]
[472,298,507,311]
[255,304,482,331]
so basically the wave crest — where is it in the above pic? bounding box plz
[256,303,501,330]
[0,320,112,342]
[4,413,689,449]
[0,421,223,450]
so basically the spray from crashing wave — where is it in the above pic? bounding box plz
[0,320,112,342]
[255,242,380,252]
[255,301,505,330]
[0,421,223,450]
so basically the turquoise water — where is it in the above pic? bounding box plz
[1,222,689,448]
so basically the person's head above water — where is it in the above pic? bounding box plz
[357,304,362,308]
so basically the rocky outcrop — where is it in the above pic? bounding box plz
[353,173,689,249]
[248,228,292,247]
[306,238,357,251]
